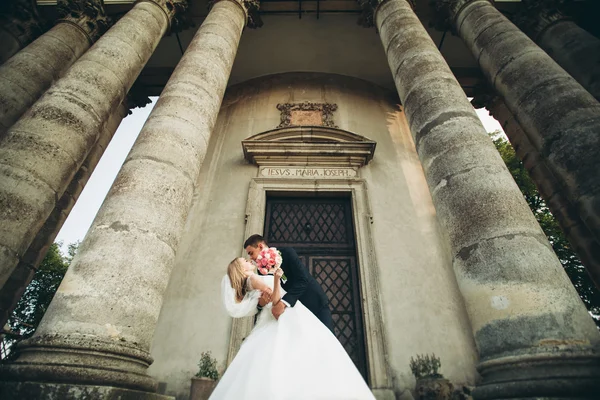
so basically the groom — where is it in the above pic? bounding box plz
[244,234,334,332]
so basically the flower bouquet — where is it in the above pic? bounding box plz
[255,247,286,281]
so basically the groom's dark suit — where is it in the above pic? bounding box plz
[262,247,334,332]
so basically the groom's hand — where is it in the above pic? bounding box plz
[272,301,287,320]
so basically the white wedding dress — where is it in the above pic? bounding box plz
[209,274,375,400]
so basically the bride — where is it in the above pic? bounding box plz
[209,257,376,400]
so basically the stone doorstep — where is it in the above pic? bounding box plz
[0,381,175,400]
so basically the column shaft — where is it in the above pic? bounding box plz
[0,0,178,290]
[0,0,247,394]
[0,104,128,330]
[0,0,110,137]
[485,97,600,288]
[375,0,600,397]
[513,1,600,102]
[448,0,600,270]
[537,20,600,101]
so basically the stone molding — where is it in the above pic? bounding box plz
[57,0,111,43]
[276,101,338,128]
[230,178,394,396]
[242,126,377,167]
[1,333,157,392]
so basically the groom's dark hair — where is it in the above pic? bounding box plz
[244,234,267,248]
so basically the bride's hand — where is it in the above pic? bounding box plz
[274,268,284,279]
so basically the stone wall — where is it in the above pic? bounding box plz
[147,72,478,399]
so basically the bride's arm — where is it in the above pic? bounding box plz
[247,273,272,294]
[271,268,284,305]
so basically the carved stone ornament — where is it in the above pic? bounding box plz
[124,81,153,115]
[276,102,338,129]
[511,0,571,40]
[208,0,263,29]
[357,0,415,28]
[140,0,190,34]
[57,0,111,43]
[0,0,45,47]
[431,0,506,34]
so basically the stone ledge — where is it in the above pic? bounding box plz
[0,381,175,400]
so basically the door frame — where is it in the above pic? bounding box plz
[228,177,393,394]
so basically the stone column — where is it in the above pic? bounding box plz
[513,0,600,101]
[0,0,44,65]
[0,0,254,397]
[0,0,185,291]
[441,0,600,290]
[473,93,600,289]
[0,0,110,137]
[374,0,600,398]
[0,102,130,330]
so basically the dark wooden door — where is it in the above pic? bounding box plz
[264,197,368,380]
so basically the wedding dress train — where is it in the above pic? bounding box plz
[209,275,375,400]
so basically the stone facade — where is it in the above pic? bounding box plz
[0,1,599,400]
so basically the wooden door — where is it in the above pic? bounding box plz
[264,196,368,380]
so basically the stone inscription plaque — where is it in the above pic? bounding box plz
[260,167,358,179]
[290,110,323,126]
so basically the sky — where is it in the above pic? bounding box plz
[54,98,505,253]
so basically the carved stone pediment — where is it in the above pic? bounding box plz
[242,126,376,168]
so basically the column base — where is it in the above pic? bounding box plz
[0,381,174,400]
[372,388,396,400]
[472,348,600,399]
[0,334,158,392]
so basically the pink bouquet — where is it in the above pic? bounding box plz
[255,247,283,276]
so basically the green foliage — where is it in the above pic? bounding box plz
[195,351,219,380]
[1,242,79,362]
[490,132,600,326]
[410,354,442,379]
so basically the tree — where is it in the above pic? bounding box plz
[1,242,79,361]
[491,132,600,326]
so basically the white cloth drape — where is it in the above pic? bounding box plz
[221,275,260,318]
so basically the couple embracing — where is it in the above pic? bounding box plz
[209,234,375,400]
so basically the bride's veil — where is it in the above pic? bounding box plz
[221,274,260,318]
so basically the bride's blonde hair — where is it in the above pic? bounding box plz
[228,257,248,302]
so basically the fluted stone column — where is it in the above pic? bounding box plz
[513,0,600,101]
[0,102,129,330]
[0,0,253,397]
[0,0,44,65]
[473,93,600,289]
[374,0,600,398]
[440,0,600,277]
[0,0,185,292]
[0,0,110,137]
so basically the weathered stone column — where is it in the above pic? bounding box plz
[472,92,600,289]
[0,0,110,137]
[440,0,600,275]
[0,102,130,330]
[0,0,256,397]
[0,0,44,65]
[374,0,600,398]
[513,0,600,101]
[0,0,185,291]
